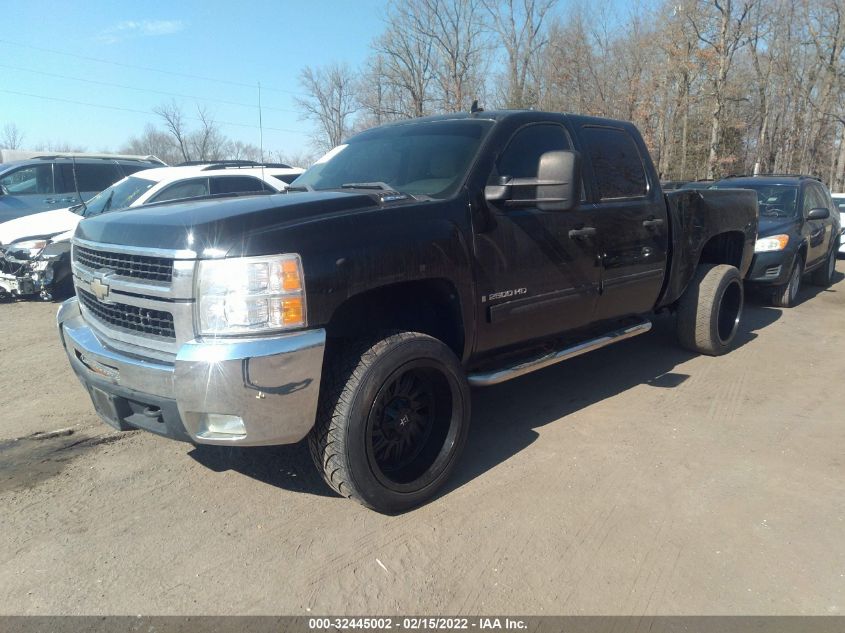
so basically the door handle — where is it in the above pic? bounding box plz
[43,198,57,204]
[568,227,597,239]
[642,218,664,228]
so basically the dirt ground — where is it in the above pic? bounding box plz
[1,266,844,616]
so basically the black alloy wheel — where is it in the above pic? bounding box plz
[367,361,455,489]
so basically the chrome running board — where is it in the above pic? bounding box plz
[467,319,652,387]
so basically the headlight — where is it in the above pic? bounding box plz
[7,239,48,260]
[754,234,789,253]
[196,254,306,335]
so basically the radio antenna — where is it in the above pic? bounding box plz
[258,82,265,181]
[71,155,87,213]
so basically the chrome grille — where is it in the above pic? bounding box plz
[74,245,174,282]
[78,288,176,339]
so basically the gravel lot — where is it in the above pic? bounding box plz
[1,267,844,615]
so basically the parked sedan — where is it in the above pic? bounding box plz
[709,175,841,307]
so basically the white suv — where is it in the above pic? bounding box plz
[0,161,304,246]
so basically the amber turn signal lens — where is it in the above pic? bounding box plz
[281,297,304,327]
[281,259,302,291]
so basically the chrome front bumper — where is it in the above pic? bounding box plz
[57,297,326,446]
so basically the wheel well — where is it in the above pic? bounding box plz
[325,279,465,357]
[698,232,745,269]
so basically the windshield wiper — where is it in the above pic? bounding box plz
[100,191,115,214]
[339,182,422,202]
[286,184,314,193]
[340,182,394,191]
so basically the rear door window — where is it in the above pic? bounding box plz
[74,163,122,192]
[150,178,210,203]
[58,163,122,193]
[210,176,273,194]
[581,126,648,200]
[119,163,155,177]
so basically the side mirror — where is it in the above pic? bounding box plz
[484,150,582,212]
[0,184,7,196]
[807,207,830,220]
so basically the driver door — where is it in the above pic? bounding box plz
[472,123,601,355]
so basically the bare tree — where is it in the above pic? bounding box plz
[296,63,359,151]
[356,53,410,128]
[482,0,555,108]
[32,141,87,152]
[392,0,489,112]
[1,123,24,149]
[802,0,845,175]
[153,100,192,162]
[748,0,776,174]
[685,0,757,179]
[121,123,181,164]
[190,106,227,161]
[271,149,321,169]
[375,4,437,118]
[227,140,263,162]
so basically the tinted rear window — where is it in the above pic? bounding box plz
[581,126,648,200]
[120,163,155,177]
[59,163,122,193]
[210,176,274,194]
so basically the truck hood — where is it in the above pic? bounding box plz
[74,191,382,256]
[0,207,80,246]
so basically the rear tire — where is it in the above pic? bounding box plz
[308,331,470,514]
[810,245,837,287]
[771,256,803,308]
[676,264,744,356]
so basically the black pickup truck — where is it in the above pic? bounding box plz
[57,111,757,513]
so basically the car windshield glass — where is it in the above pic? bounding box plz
[291,120,494,198]
[77,176,156,216]
[713,183,799,218]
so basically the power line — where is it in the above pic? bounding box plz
[0,63,301,114]
[0,38,308,97]
[0,88,309,136]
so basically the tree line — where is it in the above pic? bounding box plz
[4,0,844,189]
[298,0,845,190]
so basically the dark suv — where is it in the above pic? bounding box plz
[0,155,165,222]
[710,175,841,307]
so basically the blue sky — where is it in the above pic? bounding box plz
[1,0,387,157]
[1,0,638,158]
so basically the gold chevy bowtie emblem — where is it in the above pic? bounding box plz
[90,277,110,301]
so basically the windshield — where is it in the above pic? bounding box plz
[291,119,494,198]
[713,183,799,218]
[76,176,156,217]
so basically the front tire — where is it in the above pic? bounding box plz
[771,256,803,308]
[676,264,744,356]
[309,331,470,513]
